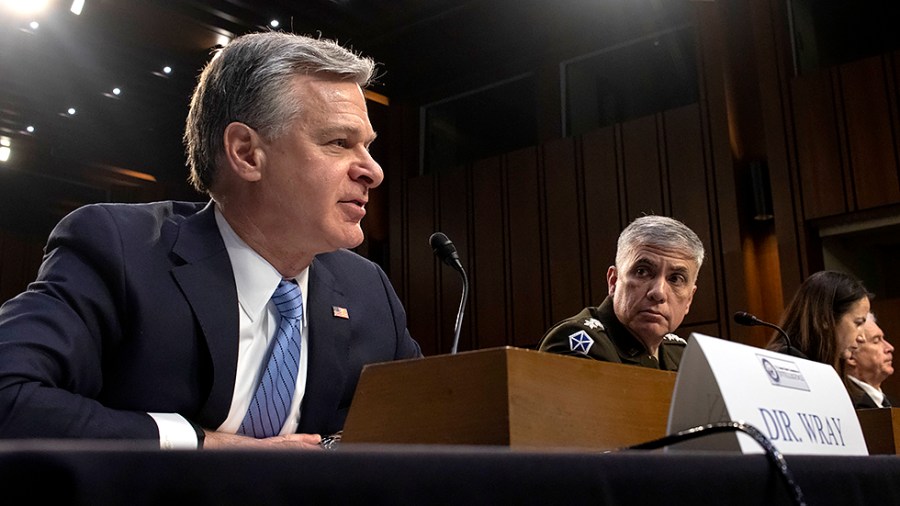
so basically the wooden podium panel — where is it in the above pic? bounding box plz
[857,408,900,454]
[341,347,676,450]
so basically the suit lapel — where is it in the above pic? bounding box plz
[169,202,239,427]
[299,257,351,432]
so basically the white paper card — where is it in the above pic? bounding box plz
[667,333,867,455]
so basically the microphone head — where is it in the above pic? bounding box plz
[429,232,461,268]
[733,311,760,327]
[429,232,452,251]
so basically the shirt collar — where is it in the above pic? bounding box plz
[847,375,885,405]
[214,206,309,322]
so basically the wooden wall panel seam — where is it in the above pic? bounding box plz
[615,124,628,229]
[884,55,900,199]
[699,104,726,339]
[658,113,672,217]
[574,136,590,306]
[465,164,477,351]
[537,145,552,332]
[833,68,857,212]
[501,156,513,347]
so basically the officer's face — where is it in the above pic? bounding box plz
[607,244,698,349]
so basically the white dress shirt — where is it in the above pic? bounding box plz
[847,375,887,407]
[149,207,310,449]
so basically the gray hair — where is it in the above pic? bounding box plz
[184,31,376,193]
[616,215,705,273]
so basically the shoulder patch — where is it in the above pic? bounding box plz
[582,318,604,331]
[663,333,687,345]
[568,330,594,355]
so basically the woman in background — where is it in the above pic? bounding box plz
[767,270,870,373]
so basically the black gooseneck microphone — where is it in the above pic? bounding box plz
[733,311,803,358]
[429,232,469,354]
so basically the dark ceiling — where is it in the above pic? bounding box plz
[0,0,690,233]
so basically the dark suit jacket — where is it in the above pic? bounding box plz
[0,201,421,440]
[846,379,897,409]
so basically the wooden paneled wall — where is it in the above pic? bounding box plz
[732,0,900,394]
[792,54,900,220]
[394,103,738,356]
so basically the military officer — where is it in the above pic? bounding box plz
[538,215,704,371]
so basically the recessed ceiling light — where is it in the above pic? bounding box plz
[26,125,35,133]
[269,19,280,28]
[67,107,76,115]
[215,34,231,47]
[70,0,84,15]
[29,21,39,30]
[2,0,51,16]
[112,87,121,96]
[0,137,10,163]
[162,66,172,74]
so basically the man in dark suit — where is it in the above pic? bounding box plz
[846,313,895,409]
[0,32,421,449]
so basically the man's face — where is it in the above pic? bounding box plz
[256,76,383,255]
[607,244,698,348]
[849,315,894,387]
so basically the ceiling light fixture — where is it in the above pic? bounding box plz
[67,107,76,115]
[0,137,10,163]
[112,87,121,96]
[269,19,280,28]
[1,0,51,16]
[26,125,35,133]
[29,21,38,29]
[70,0,84,15]
[162,66,172,74]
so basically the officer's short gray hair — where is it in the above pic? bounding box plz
[615,215,705,275]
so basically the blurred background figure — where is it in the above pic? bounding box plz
[845,313,896,408]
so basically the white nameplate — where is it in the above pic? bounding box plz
[667,333,867,455]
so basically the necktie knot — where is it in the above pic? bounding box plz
[272,279,302,321]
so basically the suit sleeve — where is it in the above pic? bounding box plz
[0,205,158,439]
[375,263,422,359]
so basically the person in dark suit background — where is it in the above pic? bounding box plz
[0,32,421,449]
[846,313,896,409]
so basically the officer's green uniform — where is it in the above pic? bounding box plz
[537,296,686,371]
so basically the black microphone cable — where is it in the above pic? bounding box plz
[625,421,806,506]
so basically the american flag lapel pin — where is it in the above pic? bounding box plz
[332,306,349,319]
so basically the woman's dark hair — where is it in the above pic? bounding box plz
[767,270,871,370]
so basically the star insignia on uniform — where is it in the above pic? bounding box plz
[583,318,604,330]
[568,330,594,354]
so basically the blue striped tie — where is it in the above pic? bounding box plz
[238,279,303,438]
